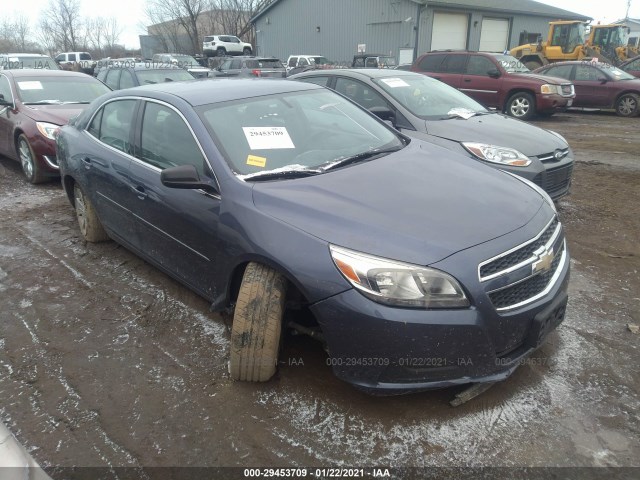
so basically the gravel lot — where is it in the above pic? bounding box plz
[0,110,638,476]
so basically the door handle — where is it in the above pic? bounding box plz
[81,157,91,169]
[463,78,471,82]
[134,185,147,199]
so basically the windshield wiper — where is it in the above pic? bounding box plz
[243,169,322,182]
[323,146,402,171]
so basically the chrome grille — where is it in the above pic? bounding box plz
[544,164,573,196]
[561,84,574,96]
[538,148,569,162]
[488,245,564,309]
[480,217,559,279]
[479,216,567,312]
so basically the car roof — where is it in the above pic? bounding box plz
[1,69,93,79]
[3,53,54,57]
[292,68,424,80]
[115,78,321,106]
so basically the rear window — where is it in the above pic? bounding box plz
[245,59,283,69]
[79,53,92,61]
[417,54,445,72]
[204,36,215,42]
[136,69,195,84]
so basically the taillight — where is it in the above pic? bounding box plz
[251,69,261,77]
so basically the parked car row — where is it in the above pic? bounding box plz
[0,55,572,393]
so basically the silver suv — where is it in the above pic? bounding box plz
[203,35,252,57]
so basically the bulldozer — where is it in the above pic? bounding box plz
[510,21,639,70]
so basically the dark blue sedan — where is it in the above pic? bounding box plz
[56,79,569,393]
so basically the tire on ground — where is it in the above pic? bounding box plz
[74,184,109,242]
[505,91,535,120]
[230,262,287,382]
[17,134,46,184]
[615,93,639,117]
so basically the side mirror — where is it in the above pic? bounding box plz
[369,106,395,122]
[0,94,12,107]
[160,164,218,194]
[487,69,501,78]
[597,77,608,84]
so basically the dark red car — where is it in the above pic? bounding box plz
[0,69,110,183]
[411,51,575,120]
[534,61,640,117]
[619,56,640,78]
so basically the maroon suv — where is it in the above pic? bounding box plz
[411,51,575,120]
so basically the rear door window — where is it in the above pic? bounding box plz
[119,69,135,89]
[89,99,137,154]
[417,54,446,72]
[543,64,574,80]
[441,54,467,73]
[104,69,121,90]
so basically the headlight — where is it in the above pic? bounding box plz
[36,122,61,140]
[330,245,469,309]
[540,84,559,95]
[462,142,531,167]
[503,171,557,213]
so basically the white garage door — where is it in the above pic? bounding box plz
[431,12,468,50]
[479,18,510,52]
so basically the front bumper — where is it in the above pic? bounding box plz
[310,242,570,394]
[536,93,573,113]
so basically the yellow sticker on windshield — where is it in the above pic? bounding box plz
[247,155,267,167]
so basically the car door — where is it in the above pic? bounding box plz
[572,64,612,107]
[83,99,139,247]
[432,54,466,90]
[126,100,223,298]
[215,59,235,77]
[0,74,15,157]
[461,55,501,108]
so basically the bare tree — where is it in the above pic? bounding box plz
[13,14,31,51]
[104,17,125,56]
[86,17,107,57]
[204,0,272,47]
[145,0,206,54]
[39,0,84,52]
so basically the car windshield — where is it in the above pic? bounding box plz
[494,55,530,73]
[16,76,111,104]
[245,59,283,69]
[197,89,404,178]
[172,55,199,66]
[136,69,195,84]
[310,56,331,66]
[602,65,636,80]
[374,74,488,119]
[3,56,60,70]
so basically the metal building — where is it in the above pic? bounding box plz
[251,0,590,64]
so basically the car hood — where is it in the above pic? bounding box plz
[252,141,545,266]
[424,113,567,156]
[511,72,570,84]
[21,104,89,125]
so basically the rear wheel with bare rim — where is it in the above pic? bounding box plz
[615,93,639,117]
[73,184,109,242]
[17,134,46,184]
[229,262,287,382]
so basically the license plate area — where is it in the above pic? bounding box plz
[526,295,568,349]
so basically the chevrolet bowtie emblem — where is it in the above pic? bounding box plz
[532,247,554,274]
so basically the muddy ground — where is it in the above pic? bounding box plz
[0,111,639,474]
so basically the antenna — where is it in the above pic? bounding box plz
[626,0,631,20]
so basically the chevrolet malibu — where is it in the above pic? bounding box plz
[56,79,570,393]
[0,69,111,183]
